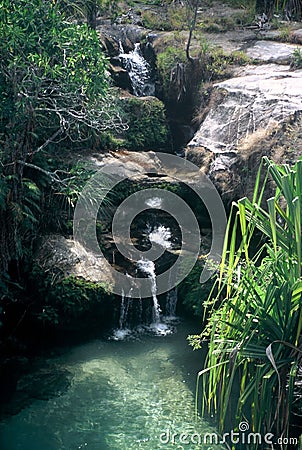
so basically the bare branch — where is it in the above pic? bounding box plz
[32,129,63,155]
[16,160,67,185]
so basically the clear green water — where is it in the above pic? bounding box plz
[0,321,224,450]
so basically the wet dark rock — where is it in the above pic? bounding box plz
[98,24,146,56]
[99,33,120,57]
[0,357,29,404]
[109,63,132,91]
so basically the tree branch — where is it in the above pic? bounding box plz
[16,160,67,185]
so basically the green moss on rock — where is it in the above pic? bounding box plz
[30,266,113,328]
[122,96,171,151]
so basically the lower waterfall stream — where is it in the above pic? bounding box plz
[112,220,180,341]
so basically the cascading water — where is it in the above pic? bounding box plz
[145,196,163,208]
[119,42,155,97]
[119,289,126,329]
[148,224,172,249]
[113,289,132,340]
[137,259,161,324]
[112,200,180,338]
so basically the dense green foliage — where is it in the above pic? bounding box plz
[30,268,111,327]
[291,47,302,69]
[0,0,110,140]
[141,4,186,31]
[58,0,121,27]
[0,0,123,271]
[122,96,170,150]
[191,158,302,447]
[157,46,187,90]
[0,0,126,343]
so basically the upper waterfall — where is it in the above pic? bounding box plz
[119,42,155,97]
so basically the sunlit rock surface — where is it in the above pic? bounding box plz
[35,235,114,285]
[188,64,302,156]
[88,150,202,186]
[186,61,302,200]
[244,40,299,63]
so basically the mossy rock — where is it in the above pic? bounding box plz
[122,96,171,151]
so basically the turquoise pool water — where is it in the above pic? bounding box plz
[0,321,224,450]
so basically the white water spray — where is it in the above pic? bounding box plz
[145,197,163,208]
[137,259,161,324]
[148,225,172,250]
[119,43,155,97]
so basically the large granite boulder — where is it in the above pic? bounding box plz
[186,62,302,202]
[35,235,114,286]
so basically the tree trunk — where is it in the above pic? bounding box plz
[87,1,97,30]
[186,1,198,63]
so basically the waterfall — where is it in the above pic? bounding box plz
[148,225,172,250]
[119,42,155,97]
[118,289,128,330]
[137,259,161,324]
[111,214,177,339]
[113,289,131,340]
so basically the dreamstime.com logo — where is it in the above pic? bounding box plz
[159,422,299,448]
[73,153,227,298]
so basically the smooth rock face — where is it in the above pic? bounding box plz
[244,40,298,63]
[89,151,202,185]
[35,235,114,286]
[290,28,302,44]
[187,64,302,172]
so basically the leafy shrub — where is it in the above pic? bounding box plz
[141,10,172,30]
[157,46,187,89]
[31,267,111,327]
[122,96,170,150]
[142,5,186,31]
[291,47,302,69]
[193,157,302,445]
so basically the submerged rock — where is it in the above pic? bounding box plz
[0,367,72,417]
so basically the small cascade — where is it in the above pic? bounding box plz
[113,289,131,340]
[145,197,163,208]
[111,214,177,339]
[137,259,161,324]
[137,296,143,326]
[119,42,155,97]
[118,289,128,330]
[148,225,172,250]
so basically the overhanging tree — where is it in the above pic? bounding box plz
[0,0,124,271]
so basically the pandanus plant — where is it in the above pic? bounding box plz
[194,157,302,448]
